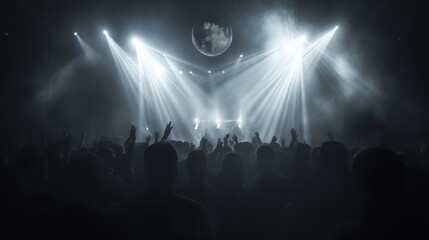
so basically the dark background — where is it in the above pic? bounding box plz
[0,0,422,147]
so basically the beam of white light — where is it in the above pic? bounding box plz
[215,27,337,142]
[105,35,143,129]
[134,41,207,141]
[74,32,78,36]
[104,25,340,143]
[75,34,99,61]
[103,30,108,35]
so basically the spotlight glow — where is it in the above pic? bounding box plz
[132,37,139,45]
[216,118,221,129]
[104,24,341,143]
[103,30,108,35]
[74,32,78,36]
[335,25,339,29]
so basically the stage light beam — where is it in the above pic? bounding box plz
[74,32,78,36]
[103,30,108,35]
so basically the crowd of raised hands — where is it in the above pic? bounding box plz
[0,122,428,239]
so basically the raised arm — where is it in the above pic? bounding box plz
[160,122,173,142]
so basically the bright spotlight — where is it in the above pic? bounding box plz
[146,127,149,131]
[179,70,183,75]
[189,71,193,74]
[194,118,199,124]
[74,32,78,36]
[132,37,139,45]
[240,54,243,58]
[103,30,108,35]
[208,70,211,74]
[194,124,199,130]
[335,26,339,30]
[238,118,242,128]
[222,70,225,74]
[216,118,221,129]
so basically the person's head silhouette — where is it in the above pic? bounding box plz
[144,142,178,191]
[352,147,404,205]
[256,145,276,172]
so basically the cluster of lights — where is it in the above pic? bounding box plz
[190,117,243,130]
[96,25,339,140]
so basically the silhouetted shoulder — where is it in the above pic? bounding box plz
[109,192,215,239]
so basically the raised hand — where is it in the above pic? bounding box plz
[161,121,173,141]
[200,137,208,148]
[224,133,230,144]
[232,134,238,144]
[281,137,286,148]
[254,131,262,146]
[145,135,151,144]
[290,128,299,140]
[154,132,160,143]
[214,138,223,152]
[129,124,137,143]
[289,128,299,149]
[270,136,278,144]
